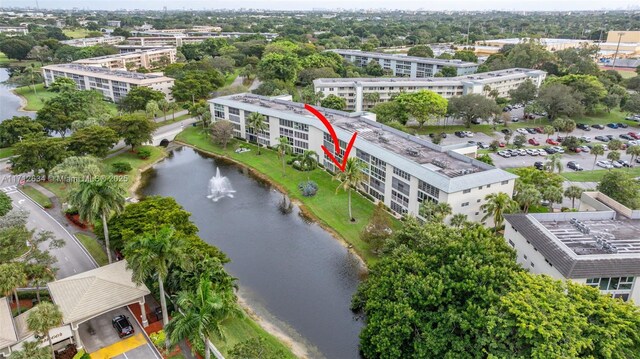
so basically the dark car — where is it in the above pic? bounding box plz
[620,134,634,140]
[576,123,591,131]
[567,161,583,171]
[591,124,605,130]
[501,128,512,135]
[429,132,448,139]
[595,135,610,142]
[544,147,558,154]
[606,134,614,140]
[112,315,135,338]
[617,123,629,129]
[526,128,537,134]
[454,131,466,138]
[607,123,619,129]
[534,161,544,170]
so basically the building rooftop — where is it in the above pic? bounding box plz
[212,93,517,192]
[73,48,174,62]
[0,297,18,351]
[43,64,174,83]
[541,217,640,255]
[477,37,592,46]
[60,36,124,45]
[329,49,479,68]
[314,68,545,86]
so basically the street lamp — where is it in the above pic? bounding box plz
[611,32,624,70]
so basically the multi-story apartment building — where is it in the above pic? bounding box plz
[60,36,125,47]
[106,20,122,27]
[503,192,640,305]
[73,48,177,70]
[314,68,547,112]
[329,49,478,77]
[209,94,517,221]
[127,32,278,47]
[0,26,28,36]
[474,38,593,56]
[42,64,174,103]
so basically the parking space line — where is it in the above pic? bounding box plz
[89,333,146,359]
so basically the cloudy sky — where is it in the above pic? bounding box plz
[2,0,638,10]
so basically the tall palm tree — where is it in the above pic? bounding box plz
[449,213,468,228]
[419,201,452,223]
[0,263,27,315]
[168,102,180,121]
[564,185,584,209]
[515,185,542,214]
[591,144,605,169]
[333,158,366,222]
[246,112,268,154]
[274,137,291,176]
[543,125,555,139]
[26,302,63,359]
[158,99,170,120]
[545,153,563,173]
[67,179,125,264]
[480,192,518,231]
[363,92,380,108]
[124,226,190,348]
[146,100,159,120]
[627,145,640,166]
[166,277,241,359]
[607,150,621,166]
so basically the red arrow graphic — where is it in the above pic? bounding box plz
[304,104,358,172]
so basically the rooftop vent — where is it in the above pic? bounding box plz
[405,148,419,156]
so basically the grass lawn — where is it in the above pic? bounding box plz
[13,84,56,111]
[224,70,240,87]
[177,127,400,265]
[63,28,92,39]
[0,147,15,159]
[0,52,9,65]
[212,314,297,358]
[21,185,53,209]
[617,70,636,79]
[75,233,109,266]
[562,167,640,182]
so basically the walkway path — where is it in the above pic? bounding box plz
[153,109,188,124]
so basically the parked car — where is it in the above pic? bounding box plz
[546,138,559,145]
[516,128,529,135]
[534,161,544,170]
[628,132,640,140]
[511,116,520,122]
[579,145,590,153]
[498,142,506,148]
[580,136,591,143]
[625,114,640,122]
[534,127,544,134]
[526,128,537,134]
[591,124,605,130]
[607,123,619,129]
[526,148,538,156]
[463,131,474,137]
[576,123,591,131]
[528,138,540,146]
[454,131,466,138]
[606,134,614,140]
[620,134,634,140]
[595,135,610,142]
[567,161,583,171]
[596,160,614,169]
[628,140,640,147]
[112,315,135,338]
[552,146,565,153]
[501,129,512,135]
[617,123,629,129]
[498,150,511,158]
[611,161,623,168]
[544,147,557,154]
[477,142,489,149]
[616,160,631,167]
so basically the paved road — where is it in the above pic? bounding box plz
[1,186,97,279]
[153,109,188,124]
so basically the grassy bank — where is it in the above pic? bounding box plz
[21,185,53,208]
[0,147,15,159]
[212,314,297,358]
[13,84,56,111]
[75,233,109,266]
[562,167,640,182]
[177,126,400,265]
[63,28,92,39]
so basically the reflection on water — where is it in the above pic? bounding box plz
[0,67,35,121]
[142,147,364,359]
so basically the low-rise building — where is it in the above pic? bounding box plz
[60,36,125,47]
[474,38,593,56]
[106,20,121,27]
[314,68,547,112]
[73,48,177,70]
[209,93,516,221]
[127,32,278,47]
[0,26,28,36]
[503,192,640,304]
[42,64,174,103]
[329,49,479,77]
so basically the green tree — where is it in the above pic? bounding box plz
[296,150,318,174]
[360,202,392,254]
[26,302,63,359]
[513,134,527,148]
[0,116,44,147]
[68,178,125,264]
[536,84,583,120]
[0,192,11,217]
[48,77,77,93]
[9,340,49,359]
[543,125,555,139]
[257,52,301,83]
[591,144,605,169]
[447,94,499,128]
[515,184,542,213]
[396,90,448,127]
[481,192,518,231]
[11,135,68,181]
[274,136,291,176]
[449,213,468,228]
[627,145,640,165]
[107,114,155,151]
[166,277,241,359]
[171,70,224,103]
[602,94,621,113]
[407,45,434,58]
[50,156,104,179]
[438,66,457,77]
[320,94,347,111]
[508,79,538,104]
[597,171,640,209]
[0,38,32,61]
[0,263,27,314]
[564,185,584,209]
[333,157,366,222]
[547,74,607,113]
[246,112,268,154]
[145,100,160,120]
[545,153,563,173]
[419,201,452,223]
[363,92,381,108]
[453,50,478,62]
[118,86,165,113]
[124,226,190,347]
[607,150,621,164]
[37,90,109,137]
[621,93,640,114]
[476,153,494,165]
[210,120,235,150]
[68,125,119,158]
[371,101,409,125]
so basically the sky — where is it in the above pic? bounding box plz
[1,0,638,11]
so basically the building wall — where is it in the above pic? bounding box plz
[335,52,478,78]
[74,49,177,70]
[606,31,640,44]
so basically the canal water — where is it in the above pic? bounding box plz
[0,67,35,121]
[141,147,364,359]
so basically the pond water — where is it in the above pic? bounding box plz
[141,147,364,359]
[0,67,35,121]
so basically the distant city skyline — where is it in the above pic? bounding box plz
[1,0,639,11]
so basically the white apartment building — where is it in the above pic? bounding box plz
[0,26,28,36]
[106,20,122,27]
[42,64,174,103]
[314,68,547,112]
[503,192,640,304]
[73,48,177,70]
[127,32,278,47]
[209,94,517,221]
[60,36,125,47]
[329,49,479,77]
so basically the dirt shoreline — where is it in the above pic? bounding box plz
[11,88,38,113]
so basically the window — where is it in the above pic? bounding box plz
[501,180,509,185]
[478,186,483,190]
[463,189,471,194]
[530,262,535,268]
[523,254,528,260]
[477,199,481,203]
[391,178,410,196]
[393,167,411,181]
[508,240,515,247]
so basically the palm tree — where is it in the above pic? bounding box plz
[168,102,180,121]
[607,151,621,168]
[564,185,584,209]
[627,145,640,166]
[449,213,468,227]
[545,153,563,173]
[591,144,605,169]
[608,139,623,151]
[543,125,555,139]
[124,226,190,348]
[158,99,170,120]
[26,302,63,359]
[515,185,542,214]
[68,179,125,264]
[146,100,159,120]
[297,150,319,180]
[9,340,49,359]
[419,201,452,223]
[0,263,27,314]
[481,192,518,231]
[363,92,380,108]
[166,278,241,359]
[246,112,268,154]
[333,158,366,222]
[274,137,291,176]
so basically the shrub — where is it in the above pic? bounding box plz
[0,192,11,216]
[150,330,166,349]
[298,181,318,197]
[112,162,133,174]
[64,207,78,215]
[137,148,152,159]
